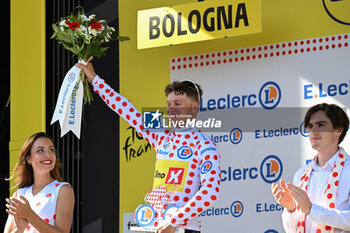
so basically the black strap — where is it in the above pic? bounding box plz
[184,230,200,233]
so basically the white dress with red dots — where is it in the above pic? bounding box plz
[92,76,221,231]
[16,180,69,232]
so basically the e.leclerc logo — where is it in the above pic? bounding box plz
[221,155,283,184]
[200,81,282,111]
[200,200,244,218]
[304,80,350,100]
[323,0,350,25]
[210,128,243,144]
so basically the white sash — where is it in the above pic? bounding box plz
[50,65,84,138]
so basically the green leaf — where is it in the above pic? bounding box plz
[118,35,131,41]
[90,44,103,58]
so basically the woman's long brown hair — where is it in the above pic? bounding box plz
[8,132,63,189]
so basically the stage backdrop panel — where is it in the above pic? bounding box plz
[171,33,350,233]
[119,0,350,232]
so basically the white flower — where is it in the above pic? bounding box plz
[88,14,96,20]
[81,14,88,22]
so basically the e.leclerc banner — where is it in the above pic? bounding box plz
[137,0,262,49]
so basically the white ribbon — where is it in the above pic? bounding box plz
[51,65,84,138]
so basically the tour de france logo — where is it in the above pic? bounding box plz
[259,81,281,110]
[322,0,350,25]
[134,204,155,227]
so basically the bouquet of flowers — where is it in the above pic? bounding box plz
[51,7,129,104]
[50,7,129,138]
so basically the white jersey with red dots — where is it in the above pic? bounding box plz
[16,180,69,232]
[92,76,221,231]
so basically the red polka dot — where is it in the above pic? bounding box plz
[185,188,191,194]
[26,226,31,231]
[189,172,195,177]
[341,161,345,166]
[191,164,196,169]
[53,214,56,220]
[174,196,179,201]
[105,89,110,93]
[136,113,141,118]
[169,153,174,158]
[171,219,176,224]
[55,183,60,187]
[133,120,137,125]
[183,197,189,202]
[332,172,338,177]
[185,207,191,212]
[335,180,339,186]
[316,229,321,233]
[202,190,208,195]
[117,108,122,114]
[196,196,202,201]
[109,92,114,97]
[185,134,190,139]
[154,222,158,227]
[325,225,331,231]
[46,193,51,197]
[122,102,127,107]
[205,155,210,160]
[329,202,335,208]
[178,213,184,218]
[44,218,49,223]
[116,96,121,101]
[204,201,210,207]
[327,193,332,199]
[191,213,197,217]
[211,195,217,201]
[339,153,344,158]
[190,202,196,207]
[99,84,104,89]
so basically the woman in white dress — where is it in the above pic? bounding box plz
[3,132,75,233]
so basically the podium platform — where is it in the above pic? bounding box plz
[130,227,185,233]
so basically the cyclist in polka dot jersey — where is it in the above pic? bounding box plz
[77,62,220,233]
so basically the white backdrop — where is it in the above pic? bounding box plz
[170,33,350,233]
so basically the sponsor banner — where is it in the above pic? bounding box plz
[137,0,262,49]
[171,33,350,233]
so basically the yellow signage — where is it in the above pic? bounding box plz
[137,0,262,49]
[153,159,189,192]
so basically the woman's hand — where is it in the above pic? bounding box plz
[14,216,29,231]
[6,195,34,219]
